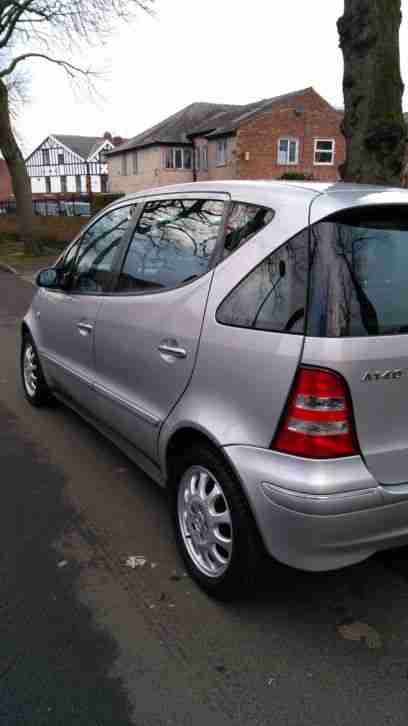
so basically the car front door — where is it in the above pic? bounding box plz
[92,194,228,461]
[35,203,137,410]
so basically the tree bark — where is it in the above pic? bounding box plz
[338,0,406,185]
[0,78,39,254]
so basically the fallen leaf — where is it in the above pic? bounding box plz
[338,621,382,649]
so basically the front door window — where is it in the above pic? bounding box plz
[69,205,136,293]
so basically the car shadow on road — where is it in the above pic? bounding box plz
[0,399,135,726]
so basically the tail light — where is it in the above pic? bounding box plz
[273,367,358,459]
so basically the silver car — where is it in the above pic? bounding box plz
[21,180,408,598]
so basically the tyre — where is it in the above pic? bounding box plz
[21,334,54,407]
[171,443,263,600]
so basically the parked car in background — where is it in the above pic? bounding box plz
[20,180,408,598]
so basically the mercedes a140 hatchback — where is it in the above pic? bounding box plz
[21,180,408,598]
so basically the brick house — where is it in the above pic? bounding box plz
[108,88,345,193]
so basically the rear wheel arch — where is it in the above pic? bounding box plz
[165,427,225,489]
[165,427,264,542]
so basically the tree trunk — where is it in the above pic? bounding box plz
[0,78,40,254]
[338,0,406,185]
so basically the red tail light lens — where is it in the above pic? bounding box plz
[273,367,358,458]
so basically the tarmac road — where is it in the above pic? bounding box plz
[1,269,408,726]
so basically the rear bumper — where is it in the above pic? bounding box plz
[222,445,408,571]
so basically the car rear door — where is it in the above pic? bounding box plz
[303,200,408,485]
[35,203,136,410]
[92,193,229,461]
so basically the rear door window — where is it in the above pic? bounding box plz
[308,206,408,337]
[117,198,225,292]
[217,228,309,333]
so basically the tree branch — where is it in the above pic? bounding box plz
[0,51,90,77]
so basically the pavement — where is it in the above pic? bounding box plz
[1,270,408,725]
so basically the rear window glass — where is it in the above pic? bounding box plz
[308,207,408,337]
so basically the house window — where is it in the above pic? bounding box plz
[216,138,228,166]
[61,176,67,193]
[164,147,194,170]
[277,138,299,165]
[45,177,51,193]
[42,149,50,165]
[121,154,127,176]
[101,175,108,193]
[75,175,81,193]
[58,152,64,165]
[314,139,335,165]
[132,151,138,175]
[201,146,208,170]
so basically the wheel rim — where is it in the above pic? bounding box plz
[23,344,39,397]
[177,465,233,578]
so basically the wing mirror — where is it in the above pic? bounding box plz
[36,267,70,289]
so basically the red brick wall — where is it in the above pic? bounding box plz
[0,215,85,244]
[236,89,345,182]
[0,160,13,200]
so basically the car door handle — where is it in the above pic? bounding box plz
[77,322,94,336]
[158,341,187,359]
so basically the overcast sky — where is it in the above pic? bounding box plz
[19,0,408,156]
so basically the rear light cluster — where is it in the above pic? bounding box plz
[273,367,358,459]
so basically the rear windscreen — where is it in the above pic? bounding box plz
[308,206,408,337]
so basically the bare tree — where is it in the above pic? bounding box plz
[337,0,406,186]
[0,0,154,254]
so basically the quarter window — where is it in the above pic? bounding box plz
[45,177,51,193]
[75,175,81,193]
[121,154,127,176]
[223,203,274,258]
[277,138,299,165]
[217,229,309,334]
[58,152,64,165]
[314,139,335,165]
[60,176,67,193]
[42,149,50,165]
[69,205,135,293]
[117,198,225,292]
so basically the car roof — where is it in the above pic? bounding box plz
[114,180,408,221]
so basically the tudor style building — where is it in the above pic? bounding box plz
[25,133,121,195]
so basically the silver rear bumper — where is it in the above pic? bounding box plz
[223,446,408,571]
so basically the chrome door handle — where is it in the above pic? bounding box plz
[77,322,94,336]
[158,342,187,359]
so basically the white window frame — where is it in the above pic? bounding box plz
[277,137,299,166]
[201,146,208,170]
[216,138,228,166]
[163,147,194,170]
[132,151,138,175]
[314,138,335,166]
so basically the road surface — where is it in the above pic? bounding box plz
[1,269,408,725]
